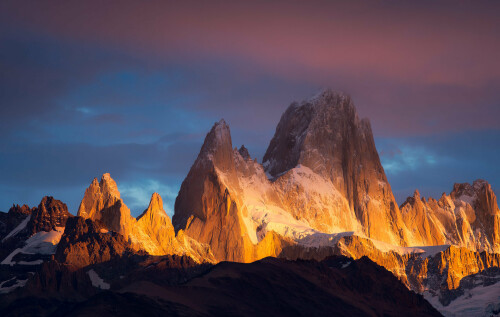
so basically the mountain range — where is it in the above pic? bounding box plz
[1,89,498,316]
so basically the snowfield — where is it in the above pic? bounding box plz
[424,280,500,317]
[1,227,64,266]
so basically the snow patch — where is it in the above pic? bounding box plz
[369,240,450,257]
[424,281,500,317]
[87,269,110,290]
[18,260,44,265]
[1,248,23,266]
[0,277,30,294]
[297,231,354,248]
[341,261,351,269]
[2,215,31,242]
[414,245,450,258]
[1,227,64,266]
[23,228,65,254]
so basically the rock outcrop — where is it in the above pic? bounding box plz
[262,90,410,245]
[77,174,215,262]
[55,217,134,269]
[0,197,71,293]
[173,120,291,262]
[0,197,71,259]
[27,196,72,235]
[424,267,500,316]
[279,233,500,295]
[136,193,179,255]
[77,174,170,253]
[77,173,136,237]
[1,197,71,243]
[0,204,33,241]
[401,179,500,253]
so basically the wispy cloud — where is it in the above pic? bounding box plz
[380,145,439,174]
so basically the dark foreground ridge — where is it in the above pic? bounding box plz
[0,253,441,317]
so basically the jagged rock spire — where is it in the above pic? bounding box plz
[76,173,135,236]
[138,192,169,221]
[28,196,72,234]
[100,173,121,199]
[174,119,240,230]
[77,173,122,219]
[401,179,499,252]
[238,145,251,160]
[195,119,235,172]
[137,192,178,254]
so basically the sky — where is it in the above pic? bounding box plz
[0,0,499,217]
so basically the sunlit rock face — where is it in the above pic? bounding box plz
[263,89,410,245]
[174,91,411,262]
[173,120,288,262]
[401,179,500,253]
[279,235,500,296]
[77,173,133,235]
[137,193,178,255]
[173,90,500,265]
[135,192,215,262]
[77,173,142,248]
[77,174,215,263]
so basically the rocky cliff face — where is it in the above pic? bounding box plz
[0,197,71,294]
[1,196,71,256]
[136,192,183,257]
[263,90,410,245]
[401,179,500,253]
[55,217,134,269]
[77,174,215,263]
[173,120,285,262]
[278,233,500,295]
[173,114,355,262]
[424,267,500,316]
[77,173,135,237]
[77,174,161,251]
[27,196,72,235]
[174,90,500,266]
[0,204,33,241]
